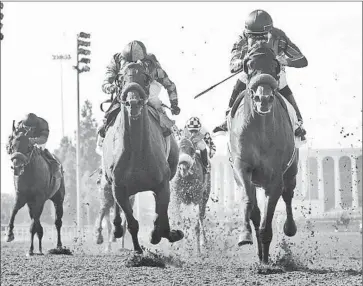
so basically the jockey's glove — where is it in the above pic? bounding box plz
[170,100,180,115]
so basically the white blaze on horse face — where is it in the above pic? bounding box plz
[252,84,275,115]
[126,90,143,119]
[178,153,194,177]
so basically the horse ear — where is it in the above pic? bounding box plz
[274,60,281,76]
[12,120,16,133]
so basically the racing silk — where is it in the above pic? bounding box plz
[102,53,128,94]
[102,53,178,104]
[230,27,306,73]
[17,117,49,145]
[142,54,178,103]
[181,127,216,158]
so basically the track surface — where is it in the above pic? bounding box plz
[1,224,362,286]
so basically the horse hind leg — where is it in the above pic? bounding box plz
[150,180,184,245]
[282,176,297,237]
[51,181,65,249]
[105,212,112,252]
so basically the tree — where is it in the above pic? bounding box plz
[53,100,102,226]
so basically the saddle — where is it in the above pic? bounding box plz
[103,101,175,138]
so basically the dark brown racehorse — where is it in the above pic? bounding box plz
[170,136,211,254]
[6,128,65,256]
[102,62,184,254]
[228,41,298,263]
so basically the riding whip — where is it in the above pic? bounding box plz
[194,70,243,99]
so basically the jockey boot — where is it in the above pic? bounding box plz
[279,86,307,141]
[99,102,122,138]
[200,149,210,175]
[158,109,175,137]
[43,149,61,176]
[213,79,247,134]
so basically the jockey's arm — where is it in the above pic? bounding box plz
[101,53,124,94]
[202,129,216,158]
[149,54,178,106]
[31,118,49,145]
[272,27,308,69]
[230,34,249,73]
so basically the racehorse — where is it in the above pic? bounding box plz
[102,62,184,254]
[170,136,211,254]
[228,41,298,264]
[6,126,65,256]
[95,176,135,252]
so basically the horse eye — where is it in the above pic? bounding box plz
[125,101,130,107]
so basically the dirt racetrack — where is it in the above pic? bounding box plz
[1,220,362,286]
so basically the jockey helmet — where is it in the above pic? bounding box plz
[245,10,273,35]
[186,117,202,132]
[22,113,38,128]
[122,40,147,62]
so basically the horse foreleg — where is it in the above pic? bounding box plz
[114,186,142,254]
[151,180,184,245]
[113,202,123,239]
[7,196,26,242]
[200,175,211,248]
[250,188,262,262]
[260,187,281,264]
[234,162,254,246]
[282,177,297,237]
[27,201,45,256]
[195,218,201,255]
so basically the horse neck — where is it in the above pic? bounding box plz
[127,107,151,165]
[243,95,277,135]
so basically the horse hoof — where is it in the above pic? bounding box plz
[238,232,253,246]
[135,248,143,255]
[112,236,117,242]
[6,234,14,242]
[26,252,34,257]
[150,229,162,245]
[96,235,104,245]
[39,252,44,256]
[284,219,297,237]
[114,226,124,239]
[168,229,184,243]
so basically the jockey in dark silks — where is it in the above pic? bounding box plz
[181,117,216,175]
[99,40,181,138]
[213,9,308,142]
[11,113,61,175]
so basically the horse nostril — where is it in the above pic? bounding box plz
[254,95,261,102]
[125,102,130,107]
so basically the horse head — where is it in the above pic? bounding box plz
[178,137,196,177]
[10,133,34,176]
[119,62,151,120]
[243,41,281,116]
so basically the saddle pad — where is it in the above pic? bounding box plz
[147,105,171,157]
[231,90,248,119]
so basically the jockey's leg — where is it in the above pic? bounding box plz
[99,99,121,139]
[213,79,247,134]
[147,87,175,137]
[42,148,61,175]
[279,86,307,140]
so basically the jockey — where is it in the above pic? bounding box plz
[15,113,61,175]
[99,40,181,137]
[181,117,216,174]
[213,9,308,141]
